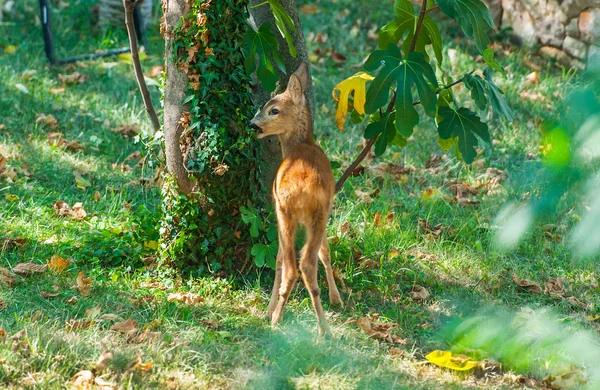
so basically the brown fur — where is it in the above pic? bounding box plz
[250,63,342,337]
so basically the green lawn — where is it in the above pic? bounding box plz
[1,0,599,389]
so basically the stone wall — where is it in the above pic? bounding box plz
[487,0,600,69]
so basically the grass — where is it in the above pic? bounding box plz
[1,0,599,389]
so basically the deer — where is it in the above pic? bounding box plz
[249,62,343,338]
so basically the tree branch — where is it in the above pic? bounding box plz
[335,72,473,193]
[123,0,160,135]
[409,0,429,54]
[426,5,439,13]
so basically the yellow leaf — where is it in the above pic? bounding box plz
[47,255,70,273]
[5,194,19,202]
[425,350,478,371]
[585,314,600,321]
[144,240,158,250]
[332,72,374,131]
[4,45,16,54]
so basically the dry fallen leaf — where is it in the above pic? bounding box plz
[543,368,587,389]
[418,219,444,236]
[136,328,162,343]
[410,285,430,301]
[58,72,88,84]
[200,319,219,330]
[373,211,381,227]
[66,296,78,304]
[426,350,478,371]
[35,113,58,128]
[94,377,117,390]
[140,281,167,290]
[53,201,87,220]
[356,316,405,344]
[47,255,70,273]
[114,123,139,137]
[85,306,101,319]
[110,318,138,337]
[544,278,565,296]
[65,319,94,331]
[565,296,586,309]
[167,292,203,305]
[72,370,94,389]
[358,258,379,270]
[13,262,48,276]
[76,271,92,296]
[512,274,543,294]
[99,313,122,322]
[0,267,15,287]
[95,350,113,372]
[127,355,154,372]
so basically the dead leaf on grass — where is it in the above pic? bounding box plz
[565,296,586,309]
[47,254,70,273]
[127,355,154,372]
[99,313,122,322]
[40,291,59,299]
[95,350,113,372]
[76,271,92,296]
[167,292,203,305]
[49,87,65,94]
[66,296,78,304]
[140,281,167,290]
[54,201,87,220]
[114,123,139,137]
[85,306,101,319]
[0,300,6,310]
[418,219,444,237]
[58,72,88,84]
[544,278,565,296]
[543,368,587,389]
[65,319,94,331]
[72,370,94,389]
[110,318,138,337]
[0,267,15,287]
[354,188,379,203]
[200,319,219,330]
[35,113,58,128]
[358,258,379,270]
[13,262,48,276]
[136,328,162,343]
[2,237,28,251]
[410,285,430,301]
[356,316,406,344]
[372,211,381,227]
[512,274,543,294]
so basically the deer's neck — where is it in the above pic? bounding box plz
[278,106,314,157]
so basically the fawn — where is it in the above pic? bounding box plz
[250,63,343,337]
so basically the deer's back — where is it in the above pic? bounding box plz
[274,143,334,223]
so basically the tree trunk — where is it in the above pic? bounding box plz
[163,0,196,195]
[248,0,313,188]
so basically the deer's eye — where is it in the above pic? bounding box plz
[269,108,280,115]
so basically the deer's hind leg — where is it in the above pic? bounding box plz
[318,236,343,306]
[270,209,298,327]
[300,214,332,338]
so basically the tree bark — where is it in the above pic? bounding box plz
[163,0,196,195]
[248,0,313,188]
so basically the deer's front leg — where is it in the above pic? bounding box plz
[266,249,283,320]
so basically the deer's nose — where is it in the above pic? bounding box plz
[249,122,261,131]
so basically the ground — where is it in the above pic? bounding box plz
[0,0,599,389]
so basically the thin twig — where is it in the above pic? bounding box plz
[123,0,160,134]
[335,137,377,193]
[425,4,439,13]
[409,0,429,54]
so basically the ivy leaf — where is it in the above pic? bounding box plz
[379,0,443,65]
[463,71,513,120]
[240,205,263,238]
[332,72,375,131]
[437,106,490,163]
[268,0,297,57]
[243,23,285,92]
[364,44,438,137]
[482,48,506,77]
[436,0,494,53]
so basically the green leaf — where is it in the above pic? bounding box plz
[378,0,415,50]
[436,0,494,53]
[268,0,297,57]
[437,106,490,163]
[463,71,513,120]
[364,45,438,137]
[378,1,443,65]
[251,242,278,268]
[240,205,263,238]
[482,48,506,77]
[243,23,285,92]
[365,112,396,155]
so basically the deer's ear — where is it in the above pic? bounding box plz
[287,74,303,104]
[292,62,309,90]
